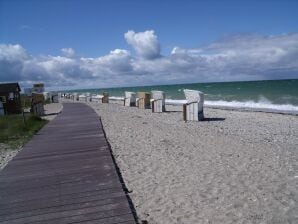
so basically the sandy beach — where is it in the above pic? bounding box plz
[1,100,297,223]
[84,101,298,224]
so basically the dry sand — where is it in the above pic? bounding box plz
[85,101,298,224]
[0,103,62,170]
[0,143,20,170]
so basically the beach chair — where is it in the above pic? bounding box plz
[31,93,45,116]
[78,94,87,102]
[85,93,91,102]
[124,91,136,106]
[137,92,151,109]
[102,92,109,103]
[52,94,59,103]
[72,93,78,101]
[151,90,166,113]
[183,89,204,121]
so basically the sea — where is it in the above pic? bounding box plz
[66,79,298,115]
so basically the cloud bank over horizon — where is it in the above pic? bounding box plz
[1,30,298,90]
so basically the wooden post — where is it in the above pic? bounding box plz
[22,97,26,126]
[22,110,26,126]
[31,93,45,116]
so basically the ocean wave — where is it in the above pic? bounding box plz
[204,100,298,113]
[165,98,298,114]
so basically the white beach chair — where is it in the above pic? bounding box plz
[52,94,59,103]
[72,93,79,101]
[124,92,136,107]
[183,89,204,121]
[151,90,165,113]
[85,93,91,102]
[78,94,87,102]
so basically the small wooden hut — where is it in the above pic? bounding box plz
[0,83,22,114]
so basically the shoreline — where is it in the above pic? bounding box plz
[101,98,298,116]
[205,105,298,116]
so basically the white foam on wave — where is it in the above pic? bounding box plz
[204,100,298,113]
[165,98,298,114]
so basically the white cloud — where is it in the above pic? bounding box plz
[0,44,28,61]
[61,48,75,57]
[124,30,161,59]
[0,31,298,89]
[0,44,29,82]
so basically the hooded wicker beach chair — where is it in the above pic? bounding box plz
[124,91,136,106]
[151,90,166,112]
[78,94,87,102]
[137,92,151,109]
[183,89,204,121]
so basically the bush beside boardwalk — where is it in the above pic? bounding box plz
[0,103,62,169]
[0,114,48,169]
[0,114,48,148]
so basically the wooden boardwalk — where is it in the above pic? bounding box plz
[0,103,137,224]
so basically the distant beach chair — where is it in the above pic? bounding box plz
[102,92,109,103]
[78,94,87,102]
[183,89,204,121]
[137,92,151,109]
[73,93,79,101]
[52,93,59,103]
[85,93,92,102]
[124,91,136,107]
[151,90,165,113]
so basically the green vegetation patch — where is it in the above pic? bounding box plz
[0,114,48,149]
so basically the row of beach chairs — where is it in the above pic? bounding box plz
[60,89,204,121]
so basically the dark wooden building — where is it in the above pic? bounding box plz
[0,83,22,114]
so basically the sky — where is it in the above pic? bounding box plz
[1,0,298,90]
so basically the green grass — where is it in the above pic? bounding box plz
[0,114,48,149]
[20,95,32,108]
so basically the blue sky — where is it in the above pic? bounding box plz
[1,0,298,89]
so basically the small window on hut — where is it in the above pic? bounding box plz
[9,92,14,100]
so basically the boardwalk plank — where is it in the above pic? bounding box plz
[0,103,136,224]
[0,201,131,224]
